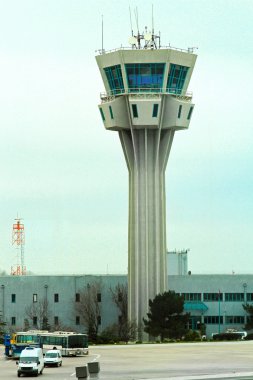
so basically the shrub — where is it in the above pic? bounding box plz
[184,330,201,342]
[212,333,241,341]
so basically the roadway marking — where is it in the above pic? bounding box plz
[70,354,100,376]
[90,354,100,362]
[151,373,253,380]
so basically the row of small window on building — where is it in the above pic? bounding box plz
[8,315,102,327]
[203,316,246,325]
[180,292,252,302]
[8,314,245,327]
[99,104,193,123]
[10,293,102,304]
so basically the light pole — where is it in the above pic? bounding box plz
[218,290,221,334]
[44,285,48,329]
[243,283,247,305]
[1,285,5,322]
[243,283,247,326]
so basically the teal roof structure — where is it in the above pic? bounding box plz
[184,302,208,311]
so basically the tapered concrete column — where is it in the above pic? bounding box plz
[120,128,174,331]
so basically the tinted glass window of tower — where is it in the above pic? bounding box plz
[167,64,189,94]
[132,104,138,118]
[99,108,105,121]
[109,106,114,119]
[104,65,124,94]
[125,63,165,92]
[152,104,159,117]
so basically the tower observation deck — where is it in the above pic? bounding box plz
[96,33,197,337]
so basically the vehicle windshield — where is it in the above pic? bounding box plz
[68,335,87,348]
[17,335,39,344]
[45,353,57,358]
[20,357,38,363]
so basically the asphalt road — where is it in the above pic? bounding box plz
[1,341,253,379]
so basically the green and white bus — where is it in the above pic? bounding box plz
[10,331,88,358]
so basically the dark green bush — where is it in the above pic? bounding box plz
[184,330,201,342]
[244,333,253,340]
[212,333,242,341]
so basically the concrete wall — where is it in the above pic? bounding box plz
[0,273,251,339]
[0,275,127,333]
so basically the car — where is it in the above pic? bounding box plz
[44,349,62,367]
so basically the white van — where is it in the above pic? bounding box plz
[44,349,62,366]
[17,347,44,377]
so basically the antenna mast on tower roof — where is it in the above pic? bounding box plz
[128,5,160,50]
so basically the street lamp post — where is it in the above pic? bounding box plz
[243,283,247,326]
[218,290,221,334]
[1,285,5,323]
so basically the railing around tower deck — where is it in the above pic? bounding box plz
[100,88,193,103]
[96,45,196,55]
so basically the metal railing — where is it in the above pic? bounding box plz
[96,45,196,55]
[100,88,193,103]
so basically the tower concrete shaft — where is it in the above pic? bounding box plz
[120,128,174,326]
[96,46,197,333]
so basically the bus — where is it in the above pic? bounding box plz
[10,331,41,359]
[8,331,88,358]
[39,331,89,356]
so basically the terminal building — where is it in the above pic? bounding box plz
[0,252,251,339]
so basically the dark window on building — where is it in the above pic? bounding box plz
[167,64,189,95]
[225,315,244,324]
[76,316,80,325]
[11,294,16,303]
[204,316,223,324]
[187,106,193,120]
[109,106,114,119]
[125,63,165,92]
[97,315,101,325]
[99,107,105,121]
[181,293,201,301]
[11,316,16,326]
[33,316,38,326]
[132,104,138,118]
[54,293,59,303]
[152,104,159,117]
[33,294,37,303]
[178,105,182,118]
[247,293,253,302]
[75,293,80,302]
[203,293,223,302]
[54,316,59,326]
[97,293,101,302]
[225,293,244,302]
[104,65,124,94]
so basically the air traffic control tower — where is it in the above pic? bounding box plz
[96,31,197,335]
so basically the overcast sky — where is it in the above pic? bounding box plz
[0,0,253,275]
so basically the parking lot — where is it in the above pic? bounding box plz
[1,341,253,379]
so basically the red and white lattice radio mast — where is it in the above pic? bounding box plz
[11,217,26,275]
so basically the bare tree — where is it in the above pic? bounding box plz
[75,281,101,341]
[110,283,137,342]
[53,317,73,332]
[25,298,50,330]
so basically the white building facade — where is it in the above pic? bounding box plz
[0,273,252,339]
